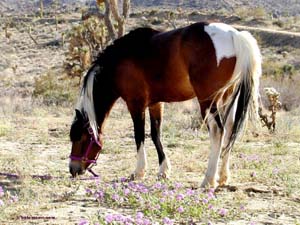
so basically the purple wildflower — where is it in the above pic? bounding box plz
[0,199,4,206]
[105,214,114,223]
[177,206,184,213]
[153,182,162,190]
[112,182,119,189]
[186,189,195,196]
[10,195,18,203]
[202,198,209,204]
[207,191,215,200]
[219,208,227,217]
[0,186,4,197]
[85,188,92,195]
[174,182,183,189]
[112,193,119,201]
[136,212,144,220]
[208,221,213,225]
[124,188,131,196]
[163,217,174,225]
[142,218,151,225]
[95,190,104,200]
[120,177,127,182]
[78,219,89,225]
[176,193,185,201]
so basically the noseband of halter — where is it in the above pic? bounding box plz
[69,123,102,176]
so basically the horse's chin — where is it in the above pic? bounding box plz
[69,161,86,177]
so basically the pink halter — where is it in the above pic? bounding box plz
[69,123,102,176]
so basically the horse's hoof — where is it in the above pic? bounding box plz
[129,173,135,181]
[218,177,229,187]
[129,172,145,181]
[201,177,217,189]
[157,173,168,180]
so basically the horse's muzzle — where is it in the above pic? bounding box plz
[69,161,85,177]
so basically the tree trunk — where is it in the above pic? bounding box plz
[104,0,116,40]
[40,0,44,18]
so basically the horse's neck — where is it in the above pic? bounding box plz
[94,83,119,133]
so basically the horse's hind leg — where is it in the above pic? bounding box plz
[128,104,147,180]
[200,102,225,188]
[219,96,239,186]
[149,103,171,179]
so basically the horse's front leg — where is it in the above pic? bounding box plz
[129,107,147,180]
[149,103,171,179]
[201,110,225,188]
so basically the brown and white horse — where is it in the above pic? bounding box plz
[69,22,261,188]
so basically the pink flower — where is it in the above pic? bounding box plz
[136,212,144,220]
[105,214,114,223]
[219,208,227,216]
[0,186,4,197]
[163,217,174,225]
[124,188,131,196]
[78,219,89,225]
[174,182,183,189]
[186,189,195,196]
[177,206,184,213]
[176,194,185,201]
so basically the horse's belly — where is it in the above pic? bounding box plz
[151,75,196,102]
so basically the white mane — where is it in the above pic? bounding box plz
[78,67,98,140]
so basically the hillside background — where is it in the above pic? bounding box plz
[1,0,300,16]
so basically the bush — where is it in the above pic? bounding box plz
[261,75,300,111]
[33,72,77,106]
[235,6,268,20]
[64,17,108,81]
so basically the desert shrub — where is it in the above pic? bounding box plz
[262,58,296,80]
[272,20,284,28]
[33,72,77,106]
[235,6,268,20]
[261,75,300,111]
[64,17,108,82]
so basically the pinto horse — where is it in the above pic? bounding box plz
[69,22,261,188]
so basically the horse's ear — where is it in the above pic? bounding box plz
[75,109,83,121]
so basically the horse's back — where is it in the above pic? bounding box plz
[115,22,238,105]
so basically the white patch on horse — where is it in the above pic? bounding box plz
[158,157,171,179]
[204,23,238,66]
[134,143,147,179]
[201,111,224,188]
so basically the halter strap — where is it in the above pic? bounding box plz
[69,123,102,176]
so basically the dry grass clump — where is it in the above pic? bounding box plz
[234,6,269,20]
[33,72,78,106]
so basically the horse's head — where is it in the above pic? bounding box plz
[69,109,102,177]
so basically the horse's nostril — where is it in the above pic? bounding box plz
[69,166,78,177]
[69,162,83,177]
